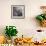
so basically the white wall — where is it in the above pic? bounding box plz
[0,0,46,38]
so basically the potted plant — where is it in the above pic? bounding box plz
[36,14,46,27]
[36,6,46,27]
[5,26,18,43]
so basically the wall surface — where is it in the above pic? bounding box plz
[0,0,46,41]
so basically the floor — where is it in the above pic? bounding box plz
[14,43,46,46]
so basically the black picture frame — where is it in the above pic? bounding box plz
[11,5,25,19]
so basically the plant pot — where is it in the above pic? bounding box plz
[11,36,17,44]
[40,20,46,27]
[7,39,12,44]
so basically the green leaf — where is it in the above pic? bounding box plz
[36,15,44,21]
[44,15,46,19]
[5,26,18,39]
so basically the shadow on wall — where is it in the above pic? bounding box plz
[30,16,40,27]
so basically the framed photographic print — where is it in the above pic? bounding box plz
[11,5,25,19]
